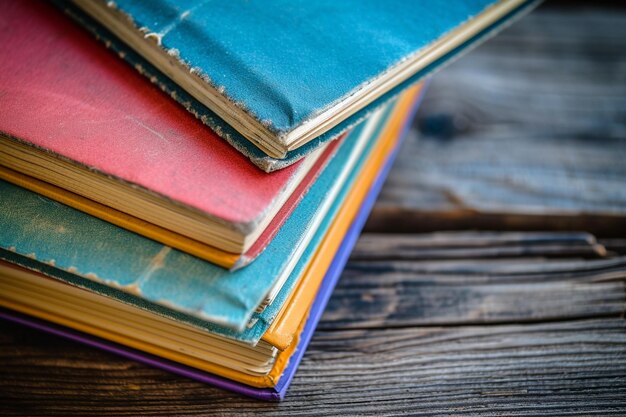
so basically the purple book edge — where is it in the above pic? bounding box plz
[0,86,426,401]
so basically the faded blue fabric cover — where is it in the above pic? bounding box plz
[0,102,393,336]
[57,0,536,170]
[103,0,500,132]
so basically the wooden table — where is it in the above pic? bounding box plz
[2,3,625,415]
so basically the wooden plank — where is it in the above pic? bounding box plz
[321,275,625,328]
[286,319,626,415]
[367,8,626,236]
[326,233,626,328]
[351,232,607,260]
[346,256,626,278]
[355,231,600,248]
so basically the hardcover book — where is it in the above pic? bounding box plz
[63,0,540,166]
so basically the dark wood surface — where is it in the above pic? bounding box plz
[2,233,625,415]
[366,3,626,237]
[2,3,626,416]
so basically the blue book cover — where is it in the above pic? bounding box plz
[60,0,539,170]
[0,101,394,335]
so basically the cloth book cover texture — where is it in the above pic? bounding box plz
[61,0,539,167]
[0,0,341,268]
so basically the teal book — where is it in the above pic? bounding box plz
[0,101,393,336]
[61,0,539,169]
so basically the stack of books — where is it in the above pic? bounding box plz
[0,0,539,400]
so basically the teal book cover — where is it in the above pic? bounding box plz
[0,102,392,336]
[61,0,539,169]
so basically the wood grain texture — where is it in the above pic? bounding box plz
[326,234,626,329]
[351,231,608,260]
[2,4,626,416]
[366,7,626,236]
[1,231,625,416]
[2,318,626,416]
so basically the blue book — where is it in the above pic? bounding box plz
[61,0,539,170]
